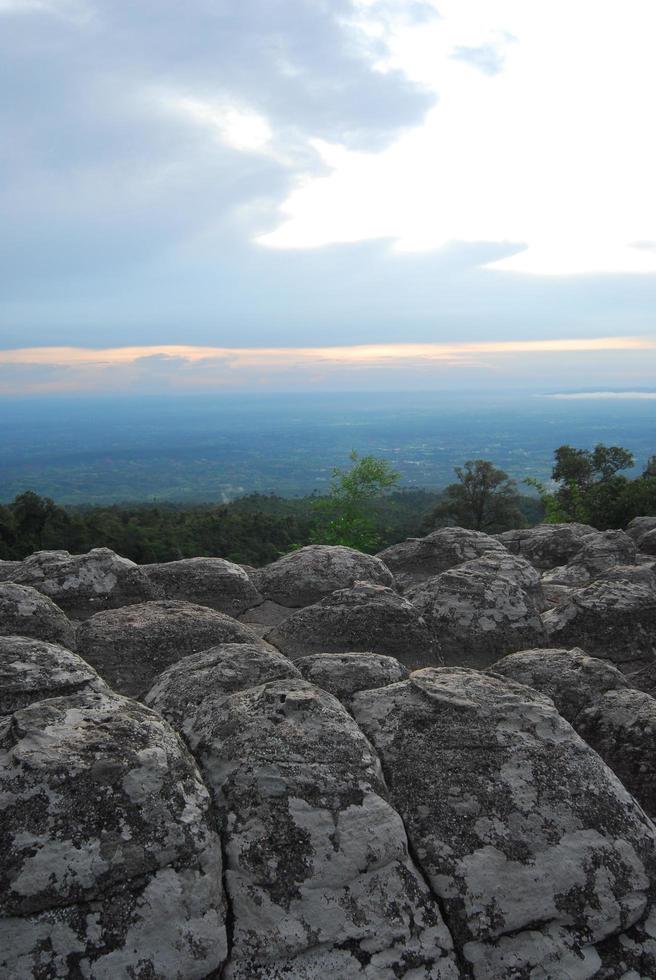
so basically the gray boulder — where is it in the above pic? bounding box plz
[0,560,22,581]
[0,635,107,716]
[407,567,545,669]
[550,529,638,588]
[268,583,441,668]
[143,642,301,737]
[252,544,395,607]
[596,562,656,589]
[490,646,629,725]
[0,582,75,650]
[577,688,656,820]
[639,527,656,556]
[141,556,262,615]
[76,599,268,697]
[353,667,656,978]
[457,551,547,611]
[542,580,656,695]
[626,516,656,543]
[7,547,158,619]
[377,527,507,590]
[189,678,458,979]
[496,522,596,569]
[295,652,409,708]
[0,689,227,979]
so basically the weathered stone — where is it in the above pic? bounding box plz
[295,652,409,708]
[190,678,458,979]
[76,599,268,697]
[542,580,656,695]
[0,689,227,979]
[407,567,545,669]
[143,642,301,737]
[626,516,656,544]
[596,563,656,589]
[0,560,22,582]
[457,552,547,611]
[238,598,293,639]
[253,544,395,607]
[8,548,159,619]
[0,582,75,650]
[141,556,262,615]
[353,667,656,978]
[0,635,107,716]
[561,529,638,586]
[496,522,596,570]
[639,527,656,556]
[377,527,507,591]
[490,647,629,725]
[541,581,579,608]
[577,688,656,819]
[268,583,441,668]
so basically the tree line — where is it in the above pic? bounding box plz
[0,444,653,565]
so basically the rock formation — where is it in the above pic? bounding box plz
[3,525,656,978]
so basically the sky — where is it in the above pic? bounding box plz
[2,0,656,394]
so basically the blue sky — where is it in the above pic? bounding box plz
[2,0,656,393]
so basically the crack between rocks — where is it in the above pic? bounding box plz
[366,744,471,979]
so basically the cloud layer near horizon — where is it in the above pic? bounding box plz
[1,337,655,395]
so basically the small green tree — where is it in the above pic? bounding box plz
[426,459,524,532]
[537,443,635,526]
[309,450,401,552]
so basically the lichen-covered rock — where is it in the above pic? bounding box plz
[496,522,596,570]
[0,635,107,716]
[295,652,409,708]
[0,559,22,582]
[268,583,441,668]
[252,545,395,607]
[143,642,301,736]
[577,688,656,819]
[596,562,656,589]
[542,580,656,695]
[76,599,268,697]
[238,598,294,640]
[407,567,545,669]
[626,516,656,544]
[377,527,507,590]
[490,647,629,725]
[142,557,262,615]
[0,689,227,979]
[353,667,656,978]
[189,678,458,979]
[8,548,159,619]
[0,582,75,650]
[546,529,638,588]
[639,527,656,556]
[457,552,547,611]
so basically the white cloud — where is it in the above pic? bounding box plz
[258,0,656,275]
[168,96,274,155]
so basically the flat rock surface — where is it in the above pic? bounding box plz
[490,647,630,724]
[0,689,227,979]
[295,651,409,707]
[141,556,262,615]
[377,527,507,591]
[0,582,75,650]
[76,599,268,697]
[0,635,107,716]
[252,544,395,608]
[407,567,546,669]
[189,677,458,979]
[496,522,597,570]
[143,642,301,737]
[577,688,656,819]
[542,580,656,695]
[353,666,656,978]
[268,583,442,668]
[7,548,158,619]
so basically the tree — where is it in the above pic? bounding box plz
[426,459,524,532]
[546,444,635,526]
[309,450,401,552]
